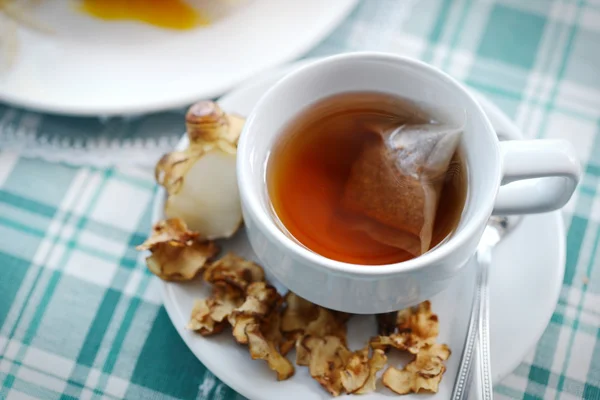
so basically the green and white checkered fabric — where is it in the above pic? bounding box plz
[1,0,599,399]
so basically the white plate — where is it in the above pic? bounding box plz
[0,0,356,116]
[151,60,565,400]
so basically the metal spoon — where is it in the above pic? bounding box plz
[452,215,522,400]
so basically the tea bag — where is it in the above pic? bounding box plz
[341,117,464,256]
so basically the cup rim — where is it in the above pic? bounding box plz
[237,52,501,277]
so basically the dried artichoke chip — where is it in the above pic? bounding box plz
[382,343,451,395]
[397,300,439,340]
[370,301,439,356]
[295,335,314,366]
[340,347,370,393]
[294,307,349,366]
[145,241,218,281]
[340,346,388,395]
[246,281,281,302]
[281,292,319,333]
[246,322,295,381]
[304,307,348,343]
[229,282,281,344]
[261,310,284,351]
[187,299,226,335]
[210,284,245,322]
[137,218,199,249]
[280,331,302,356]
[305,336,352,397]
[187,284,243,335]
[282,292,349,364]
[370,331,434,355]
[204,253,265,292]
[301,336,325,367]
[355,349,387,394]
[296,306,346,365]
[231,315,255,344]
[137,218,218,281]
[210,297,242,323]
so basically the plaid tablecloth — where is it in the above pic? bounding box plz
[1,0,599,399]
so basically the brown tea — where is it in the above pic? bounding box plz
[267,92,467,265]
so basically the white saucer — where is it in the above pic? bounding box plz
[151,60,565,400]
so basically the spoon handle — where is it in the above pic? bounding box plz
[451,264,483,400]
[477,247,494,400]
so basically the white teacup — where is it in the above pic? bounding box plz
[236,53,580,314]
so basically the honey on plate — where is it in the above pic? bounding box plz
[80,0,209,30]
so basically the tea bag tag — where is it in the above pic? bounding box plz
[385,123,463,179]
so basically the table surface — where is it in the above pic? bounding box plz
[1,1,600,399]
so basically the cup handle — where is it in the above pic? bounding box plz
[492,139,581,215]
